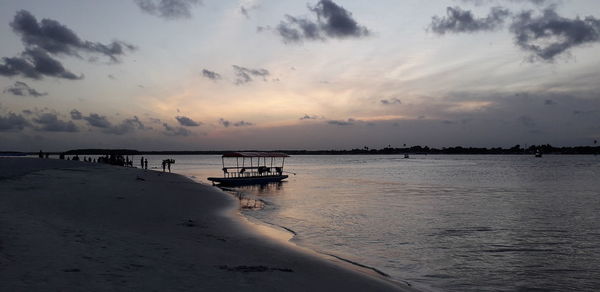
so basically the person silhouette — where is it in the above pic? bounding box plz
[162,160,166,172]
[140,156,144,168]
[144,158,148,170]
[167,160,171,173]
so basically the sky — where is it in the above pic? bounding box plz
[1,0,599,151]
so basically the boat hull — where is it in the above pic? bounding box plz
[207,175,288,186]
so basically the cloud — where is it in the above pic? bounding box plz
[273,0,369,43]
[3,81,47,97]
[300,114,319,120]
[83,113,145,135]
[0,112,30,131]
[460,0,549,6]
[277,15,323,43]
[233,120,254,127]
[0,48,82,80]
[70,109,83,120]
[33,113,78,132]
[218,118,231,127]
[219,118,254,127]
[327,119,354,126]
[240,4,260,18]
[163,123,191,136]
[83,113,112,128]
[135,0,201,20]
[232,65,269,85]
[10,10,135,62]
[175,115,201,126]
[510,8,600,61]
[201,69,221,80]
[430,6,510,34]
[380,97,402,105]
[103,116,145,135]
[310,0,370,38]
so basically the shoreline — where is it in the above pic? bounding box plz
[0,157,417,291]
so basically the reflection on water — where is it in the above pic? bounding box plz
[163,154,600,292]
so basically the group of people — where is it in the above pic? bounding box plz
[38,150,174,172]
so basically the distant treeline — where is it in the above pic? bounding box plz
[4,144,599,156]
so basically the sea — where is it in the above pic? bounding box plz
[150,154,599,291]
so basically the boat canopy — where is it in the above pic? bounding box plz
[222,152,289,158]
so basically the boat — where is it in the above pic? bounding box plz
[207,152,290,186]
[535,150,542,158]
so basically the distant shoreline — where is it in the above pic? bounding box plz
[2,145,599,156]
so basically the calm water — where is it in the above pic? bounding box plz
[159,154,600,291]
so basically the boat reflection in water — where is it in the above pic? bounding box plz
[208,152,290,186]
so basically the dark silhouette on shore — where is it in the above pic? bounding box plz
[161,159,175,172]
[7,143,599,158]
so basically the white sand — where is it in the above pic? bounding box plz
[0,157,417,291]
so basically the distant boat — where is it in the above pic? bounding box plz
[404,154,409,159]
[535,151,542,158]
[208,152,290,186]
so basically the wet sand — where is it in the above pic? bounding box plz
[0,158,416,291]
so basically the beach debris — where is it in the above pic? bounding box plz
[63,268,81,272]
[217,265,293,273]
[135,176,145,181]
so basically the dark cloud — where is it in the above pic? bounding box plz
[83,113,112,128]
[10,10,135,62]
[430,6,510,34]
[70,109,83,120]
[240,4,260,18]
[0,112,30,131]
[277,15,323,43]
[232,65,269,85]
[310,0,370,38]
[163,123,191,136]
[233,120,254,127]
[202,69,222,80]
[22,109,33,115]
[135,0,201,20]
[544,99,556,105]
[380,97,402,105]
[0,48,82,80]
[103,116,145,135]
[300,114,319,120]
[33,113,78,132]
[176,115,201,126]
[510,8,600,61]
[327,119,354,126]
[83,113,145,135]
[218,118,231,127]
[219,118,254,127]
[3,81,47,97]
[460,0,548,6]
[273,0,369,43]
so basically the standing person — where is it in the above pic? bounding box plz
[161,160,166,172]
[144,158,148,170]
[167,160,171,173]
[140,156,144,168]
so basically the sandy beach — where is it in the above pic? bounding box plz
[0,157,416,291]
